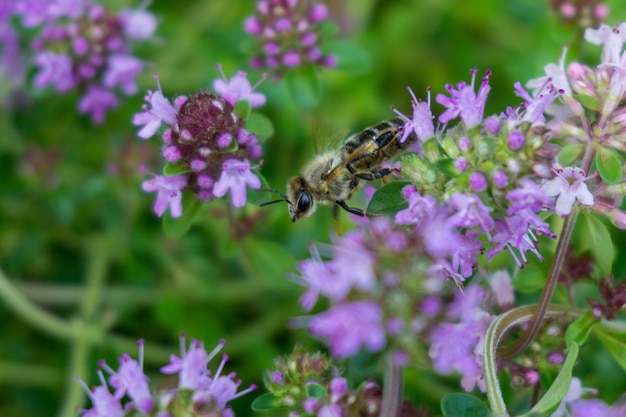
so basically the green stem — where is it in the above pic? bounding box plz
[498,141,596,358]
[58,237,110,417]
[57,318,90,417]
[0,268,103,341]
[484,305,576,416]
[379,355,404,417]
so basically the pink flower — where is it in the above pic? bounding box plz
[212,159,261,208]
[133,88,178,139]
[212,66,266,107]
[541,167,594,216]
[141,174,187,217]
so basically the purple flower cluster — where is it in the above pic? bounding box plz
[295,214,519,391]
[76,336,256,417]
[244,0,337,77]
[134,69,266,217]
[11,0,156,123]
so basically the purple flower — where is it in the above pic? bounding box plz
[213,66,267,107]
[76,372,124,417]
[392,86,435,143]
[33,51,75,92]
[78,85,119,124]
[527,46,572,96]
[99,341,154,414]
[212,159,261,208]
[133,87,178,139]
[541,166,594,216]
[448,192,495,239]
[142,174,187,218]
[436,68,491,129]
[395,185,437,225]
[488,270,514,306]
[584,23,626,66]
[308,301,386,359]
[506,179,553,215]
[161,338,223,389]
[104,54,143,94]
[514,81,556,124]
[119,8,158,41]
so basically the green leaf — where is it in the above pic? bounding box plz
[435,157,459,177]
[162,193,203,238]
[595,145,622,185]
[234,99,252,119]
[565,311,598,348]
[595,328,626,372]
[579,213,614,277]
[557,144,584,166]
[441,393,491,417]
[305,382,328,399]
[246,112,275,142]
[574,93,601,112]
[366,181,410,216]
[324,41,372,74]
[524,343,579,417]
[285,65,321,109]
[163,161,192,176]
[251,393,282,411]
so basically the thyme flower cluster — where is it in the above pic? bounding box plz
[8,0,157,122]
[244,0,337,78]
[76,336,256,417]
[133,68,267,217]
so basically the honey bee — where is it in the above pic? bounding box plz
[262,117,417,222]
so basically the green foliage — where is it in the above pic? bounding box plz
[366,181,410,216]
[441,393,491,417]
[595,145,622,185]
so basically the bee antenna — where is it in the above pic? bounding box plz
[259,188,292,206]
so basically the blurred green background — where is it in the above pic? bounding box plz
[2,1,626,416]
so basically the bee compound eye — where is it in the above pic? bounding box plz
[297,191,312,213]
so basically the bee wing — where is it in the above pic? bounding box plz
[311,116,349,154]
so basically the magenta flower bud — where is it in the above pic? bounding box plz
[275,17,292,32]
[283,51,301,67]
[264,42,280,55]
[244,16,263,35]
[301,32,317,46]
[507,130,524,150]
[457,136,471,152]
[217,132,233,148]
[454,157,468,172]
[321,54,337,68]
[197,190,212,201]
[484,116,500,134]
[493,170,508,188]
[469,171,487,192]
[72,37,90,55]
[163,145,182,163]
[190,159,207,172]
[197,174,213,188]
[271,371,284,385]
[309,3,328,22]
[307,47,321,61]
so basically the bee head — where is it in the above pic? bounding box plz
[286,177,316,222]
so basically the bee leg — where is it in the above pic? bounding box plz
[332,203,340,219]
[355,168,392,181]
[335,199,365,216]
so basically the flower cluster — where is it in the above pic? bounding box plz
[0,1,25,92]
[76,336,256,417]
[134,69,266,217]
[244,0,337,78]
[295,215,518,391]
[258,347,421,416]
[8,0,156,123]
